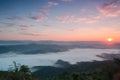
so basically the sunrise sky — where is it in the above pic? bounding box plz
[0,0,120,41]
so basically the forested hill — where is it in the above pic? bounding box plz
[32,59,120,80]
[33,60,115,79]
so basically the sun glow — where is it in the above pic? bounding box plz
[107,38,113,42]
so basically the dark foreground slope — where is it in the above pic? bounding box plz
[33,60,118,80]
[1,59,120,80]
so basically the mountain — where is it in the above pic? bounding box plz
[0,40,120,54]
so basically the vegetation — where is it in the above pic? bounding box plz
[41,58,120,80]
[1,59,120,80]
[0,61,39,80]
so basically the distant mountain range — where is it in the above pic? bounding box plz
[0,40,120,54]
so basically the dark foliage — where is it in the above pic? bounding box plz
[1,59,120,80]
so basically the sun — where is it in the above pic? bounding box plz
[107,38,113,42]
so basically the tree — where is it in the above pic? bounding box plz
[7,61,39,80]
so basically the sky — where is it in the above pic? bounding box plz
[0,0,120,41]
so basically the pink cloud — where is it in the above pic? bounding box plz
[61,0,73,2]
[86,20,98,24]
[38,8,50,16]
[93,15,101,19]
[56,15,97,24]
[29,8,49,22]
[20,25,35,28]
[56,15,74,24]
[48,2,58,7]
[30,16,43,22]
[98,0,120,17]
[74,18,88,23]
